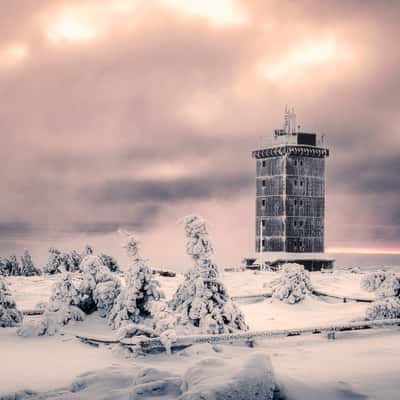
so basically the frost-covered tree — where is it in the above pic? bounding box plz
[7,255,21,276]
[365,272,400,320]
[79,255,121,318]
[271,263,313,304]
[108,232,163,329]
[366,298,400,320]
[0,257,8,276]
[43,248,64,274]
[360,270,388,292]
[20,250,40,276]
[64,250,82,272]
[0,277,23,327]
[169,215,248,334]
[18,273,85,336]
[99,253,119,272]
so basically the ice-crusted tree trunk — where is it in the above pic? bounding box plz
[169,215,248,334]
[108,232,164,329]
[271,263,313,304]
[20,250,40,276]
[19,272,85,336]
[0,277,23,327]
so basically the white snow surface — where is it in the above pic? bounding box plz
[1,269,400,399]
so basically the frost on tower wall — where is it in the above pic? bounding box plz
[252,107,332,271]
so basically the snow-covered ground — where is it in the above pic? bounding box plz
[1,269,399,399]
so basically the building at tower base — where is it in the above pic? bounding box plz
[249,107,334,272]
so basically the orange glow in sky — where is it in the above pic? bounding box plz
[327,247,400,255]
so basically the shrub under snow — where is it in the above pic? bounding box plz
[79,255,121,318]
[360,270,388,292]
[366,298,400,320]
[271,263,313,304]
[108,232,164,329]
[0,277,23,327]
[169,215,248,335]
[18,273,85,336]
[20,250,41,276]
[365,271,400,321]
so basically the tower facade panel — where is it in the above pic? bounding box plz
[253,144,329,254]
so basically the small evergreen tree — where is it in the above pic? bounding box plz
[8,255,21,276]
[99,253,119,272]
[79,255,121,318]
[271,263,313,304]
[43,248,64,274]
[0,276,23,327]
[108,232,163,329]
[18,273,85,336]
[361,270,387,292]
[20,250,40,276]
[0,257,8,276]
[169,215,248,334]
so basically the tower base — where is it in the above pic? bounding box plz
[245,252,335,272]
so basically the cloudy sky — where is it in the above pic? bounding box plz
[1,0,399,267]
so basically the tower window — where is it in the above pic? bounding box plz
[294,221,297,227]
[262,180,266,187]
[261,239,266,247]
[262,220,266,227]
[300,160,303,166]
[294,179,298,186]
[294,199,298,206]
[300,200,303,206]
[300,221,304,227]
[300,180,304,186]
[294,160,297,166]
[262,199,266,207]
[262,160,266,167]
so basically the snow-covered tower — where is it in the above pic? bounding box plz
[251,107,333,271]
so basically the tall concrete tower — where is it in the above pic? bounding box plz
[251,107,333,271]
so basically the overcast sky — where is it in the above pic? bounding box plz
[1,0,399,267]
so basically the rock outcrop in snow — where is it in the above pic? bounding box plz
[271,263,313,304]
[169,215,248,335]
[0,277,23,327]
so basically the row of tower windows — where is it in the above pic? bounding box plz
[261,219,304,227]
[261,159,304,167]
[261,199,305,207]
[261,179,305,187]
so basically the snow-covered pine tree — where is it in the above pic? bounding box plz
[169,215,248,335]
[365,272,400,320]
[64,250,82,272]
[18,273,85,336]
[0,276,23,327]
[108,232,163,329]
[20,250,40,276]
[360,270,387,292]
[99,253,119,272]
[43,248,64,274]
[79,254,121,318]
[8,255,21,276]
[0,257,8,276]
[270,263,313,304]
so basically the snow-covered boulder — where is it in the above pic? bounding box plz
[169,215,248,335]
[0,277,23,327]
[181,352,276,400]
[271,263,313,304]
